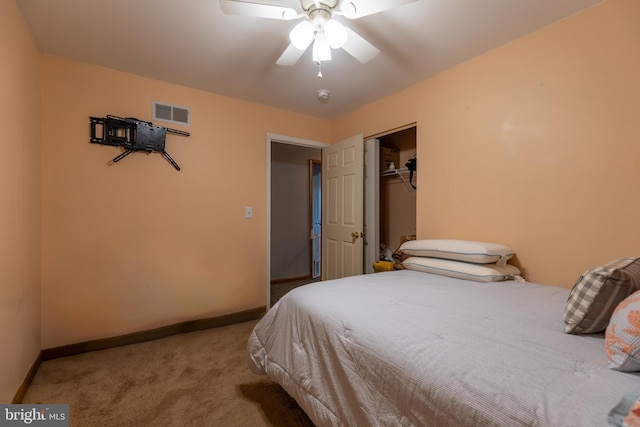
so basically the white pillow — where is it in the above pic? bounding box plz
[399,239,514,265]
[403,257,521,282]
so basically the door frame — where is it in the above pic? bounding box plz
[364,138,380,274]
[266,133,328,309]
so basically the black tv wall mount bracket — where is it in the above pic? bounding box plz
[89,115,190,171]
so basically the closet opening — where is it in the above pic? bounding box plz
[365,125,417,274]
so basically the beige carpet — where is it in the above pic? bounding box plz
[23,320,315,427]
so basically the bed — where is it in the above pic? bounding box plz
[248,267,640,426]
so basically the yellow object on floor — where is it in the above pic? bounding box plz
[373,261,394,272]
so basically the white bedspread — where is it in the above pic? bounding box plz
[247,270,640,426]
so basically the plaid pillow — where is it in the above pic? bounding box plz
[564,257,640,334]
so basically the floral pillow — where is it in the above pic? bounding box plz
[606,290,640,371]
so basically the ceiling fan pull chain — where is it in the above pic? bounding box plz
[317,61,323,78]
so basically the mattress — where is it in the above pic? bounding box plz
[247,270,640,426]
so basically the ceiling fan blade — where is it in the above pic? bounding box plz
[339,0,418,19]
[220,0,300,20]
[341,27,380,63]
[276,43,309,66]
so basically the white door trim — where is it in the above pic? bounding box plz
[364,138,380,274]
[266,133,329,309]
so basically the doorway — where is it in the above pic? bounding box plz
[266,134,328,308]
[364,125,417,273]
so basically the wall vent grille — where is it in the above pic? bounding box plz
[152,102,190,126]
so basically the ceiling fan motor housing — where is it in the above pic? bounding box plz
[301,0,339,11]
[308,7,332,28]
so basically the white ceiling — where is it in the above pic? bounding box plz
[16,0,603,119]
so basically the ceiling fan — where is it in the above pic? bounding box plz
[220,0,418,67]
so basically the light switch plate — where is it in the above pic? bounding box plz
[245,207,253,218]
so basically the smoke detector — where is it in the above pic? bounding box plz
[317,89,330,102]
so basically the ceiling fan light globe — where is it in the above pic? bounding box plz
[290,21,314,50]
[341,1,357,18]
[312,32,332,62]
[324,19,347,49]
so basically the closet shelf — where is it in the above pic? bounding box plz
[381,167,410,177]
[380,167,416,191]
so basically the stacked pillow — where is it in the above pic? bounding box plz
[400,239,521,283]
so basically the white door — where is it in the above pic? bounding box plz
[322,134,364,280]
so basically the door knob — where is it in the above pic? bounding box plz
[351,231,364,241]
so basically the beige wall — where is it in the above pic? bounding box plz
[4,0,639,401]
[333,0,640,287]
[40,56,330,348]
[0,1,42,403]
